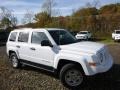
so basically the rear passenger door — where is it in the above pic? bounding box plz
[16,32,30,60]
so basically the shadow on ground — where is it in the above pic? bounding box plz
[81,64,120,90]
[21,64,120,90]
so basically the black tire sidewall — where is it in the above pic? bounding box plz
[86,36,89,41]
[60,64,84,89]
[10,53,20,68]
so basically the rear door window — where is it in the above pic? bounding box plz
[18,32,29,43]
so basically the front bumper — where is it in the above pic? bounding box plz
[114,37,120,40]
[76,36,87,39]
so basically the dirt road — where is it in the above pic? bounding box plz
[0,44,120,90]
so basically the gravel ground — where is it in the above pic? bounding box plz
[0,43,120,90]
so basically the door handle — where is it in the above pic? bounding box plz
[16,45,20,48]
[30,47,36,50]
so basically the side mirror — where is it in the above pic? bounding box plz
[41,40,53,47]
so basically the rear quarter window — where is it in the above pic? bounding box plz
[9,32,17,42]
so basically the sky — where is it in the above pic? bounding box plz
[0,0,119,25]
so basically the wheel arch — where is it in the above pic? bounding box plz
[8,50,19,59]
[56,59,85,75]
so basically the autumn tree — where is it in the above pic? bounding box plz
[0,7,17,28]
[31,3,120,37]
[34,0,59,28]
[34,12,51,27]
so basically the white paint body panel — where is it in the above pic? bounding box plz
[6,28,113,76]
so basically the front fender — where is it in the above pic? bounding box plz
[53,53,90,75]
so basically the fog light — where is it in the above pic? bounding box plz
[88,62,96,66]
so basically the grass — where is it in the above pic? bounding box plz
[94,36,119,44]
[99,38,115,44]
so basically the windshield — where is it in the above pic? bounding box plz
[116,31,120,34]
[78,32,87,34]
[48,30,77,45]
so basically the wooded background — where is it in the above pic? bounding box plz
[0,0,120,38]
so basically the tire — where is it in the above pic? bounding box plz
[60,64,85,89]
[86,36,89,41]
[114,39,116,42]
[114,37,117,42]
[9,53,21,68]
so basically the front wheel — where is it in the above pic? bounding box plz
[60,64,85,89]
[114,39,117,42]
[86,36,89,41]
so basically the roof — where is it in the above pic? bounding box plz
[115,30,120,31]
[79,31,89,32]
[11,28,65,32]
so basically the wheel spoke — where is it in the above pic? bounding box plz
[11,56,18,67]
[65,69,83,86]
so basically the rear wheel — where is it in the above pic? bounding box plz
[60,64,85,89]
[9,53,21,68]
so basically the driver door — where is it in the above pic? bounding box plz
[27,31,56,67]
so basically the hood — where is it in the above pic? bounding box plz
[60,41,105,54]
[115,34,120,36]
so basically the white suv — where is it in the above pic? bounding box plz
[75,31,92,40]
[112,30,120,41]
[6,28,113,88]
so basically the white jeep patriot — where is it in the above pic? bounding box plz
[6,28,113,88]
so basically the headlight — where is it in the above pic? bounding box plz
[88,55,100,67]
[89,53,103,67]
[88,62,97,66]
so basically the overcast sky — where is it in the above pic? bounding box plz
[0,0,119,25]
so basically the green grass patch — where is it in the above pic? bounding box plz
[99,38,114,44]
[98,37,119,44]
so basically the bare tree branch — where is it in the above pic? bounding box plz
[42,0,56,17]
[22,9,34,24]
[0,6,17,28]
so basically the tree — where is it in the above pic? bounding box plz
[0,17,11,28]
[11,16,17,27]
[86,2,92,8]
[22,9,34,24]
[34,12,50,27]
[26,3,120,37]
[42,0,56,17]
[99,4,118,14]
[92,0,101,8]
[0,6,17,28]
